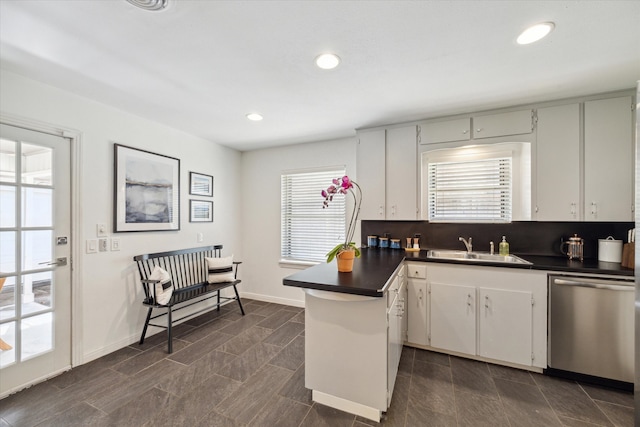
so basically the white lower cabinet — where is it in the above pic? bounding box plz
[406,262,428,346]
[478,287,533,366]
[405,262,547,370]
[430,282,477,355]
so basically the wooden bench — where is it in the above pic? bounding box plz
[133,245,244,353]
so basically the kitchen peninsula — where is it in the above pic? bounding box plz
[283,249,407,422]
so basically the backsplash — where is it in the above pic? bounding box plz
[360,220,634,259]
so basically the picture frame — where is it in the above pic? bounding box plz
[114,144,180,232]
[189,200,213,222]
[189,172,213,197]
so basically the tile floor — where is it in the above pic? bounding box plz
[0,299,635,426]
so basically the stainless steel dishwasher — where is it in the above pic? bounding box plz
[548,274,635,385]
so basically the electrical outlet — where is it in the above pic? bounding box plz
[86,239,98,254]
[97,223,107,237]
[111,238,120,251]
[197,232,204,243]
[99,238,108,252]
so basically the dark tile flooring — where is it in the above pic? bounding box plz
[0,299,635,426]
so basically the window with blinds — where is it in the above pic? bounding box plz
[281,169,346,263]
[427,156,512,222]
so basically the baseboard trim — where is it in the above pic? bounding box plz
[240,292,304,308]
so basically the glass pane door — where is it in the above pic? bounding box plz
[0,124,71,395]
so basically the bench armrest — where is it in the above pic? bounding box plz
[233,261,242,279]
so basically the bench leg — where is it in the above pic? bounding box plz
[233,285,245,315]
[140,307,153,345]
[217,291,221,312]
[167,306,173,354]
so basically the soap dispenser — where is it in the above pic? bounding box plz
[499,236,509,256]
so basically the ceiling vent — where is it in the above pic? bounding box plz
[125,0,169,11]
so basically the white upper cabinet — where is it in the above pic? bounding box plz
[357,126,418,220]
[356,129,386,220]
[535,103,581,220]
[386,126,418,219]
[472,109,534,139]
[418,118,471,145]
[584,96,634,221]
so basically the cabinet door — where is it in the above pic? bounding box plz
[386,126,417,219]
[356,129,386,220]
[478,287,532,366]
[387,283,401,403]
[419,118,471,144]
[473,109,533,139]
[407,279,428,346]
[536,104,580,220]
[584,96,633,221]
[430,283,476,355]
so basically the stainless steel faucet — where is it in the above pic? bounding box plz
[459,237,473,253]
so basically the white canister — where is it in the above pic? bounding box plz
[598,236,623,263]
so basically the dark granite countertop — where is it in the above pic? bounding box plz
[283,248,634,298]
[283,249,406,297]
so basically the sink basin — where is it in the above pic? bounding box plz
[426,250,531,264]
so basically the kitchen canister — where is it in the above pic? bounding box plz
[378,237,389,248]
[390,239,401,249]
[367,235,378,247]
[598,236,623,263]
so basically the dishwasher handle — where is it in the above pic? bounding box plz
[553,278,634,291]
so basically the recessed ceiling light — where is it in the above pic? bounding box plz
[315,53,341,70]
[246,113,263,121]
[125,0,169,11]
[517,22,555,45]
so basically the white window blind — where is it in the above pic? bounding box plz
[281,169,346,263]
[427,156,512,222]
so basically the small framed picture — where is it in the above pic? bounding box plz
[189,172,213,197]
[190,200,213,222]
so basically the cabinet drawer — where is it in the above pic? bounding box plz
[406,264,426,279]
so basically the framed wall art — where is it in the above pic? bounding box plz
[114,144,180,232]
[189,172,213,197]
[189,200,213,222]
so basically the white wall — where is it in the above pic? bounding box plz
[0,70,243,362]
[240,138,357,307]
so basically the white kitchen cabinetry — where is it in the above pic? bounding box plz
[430,282,476,355]
[406,263,428,347]
[584,96,633,221]
[535,103,581,220]
[356,126,417,220]
[426,264,547,369]
[356,129,386,219]
[418,118,471,145]
[472,109,534,139]
[478,287,532,366]
[387,267,406,402]
[385,126,418,219]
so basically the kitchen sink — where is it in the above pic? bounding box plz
[426,250,532,264]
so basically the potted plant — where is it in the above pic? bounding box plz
[322,175,362,272]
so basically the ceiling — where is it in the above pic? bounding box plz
[1,1,639,152]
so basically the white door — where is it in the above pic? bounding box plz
[478,287,532,366]
[0,123,72,396]
[430,282,476,355]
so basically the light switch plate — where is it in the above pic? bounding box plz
[98,238,108,252]
[86,239,98,254]
[111,238,121,251]
[97,223,107,237]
